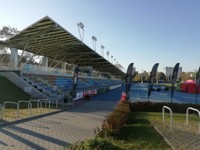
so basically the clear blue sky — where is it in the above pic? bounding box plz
[0,0,200,73]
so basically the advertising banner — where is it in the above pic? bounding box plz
[171,63,180,103]
[125,63,134,100]
[148,63,159,101]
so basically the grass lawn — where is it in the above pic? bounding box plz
[69,112,172,150]
[116,112,172,150]
[0,76,31,102]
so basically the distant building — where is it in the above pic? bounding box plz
[165,66,182,81]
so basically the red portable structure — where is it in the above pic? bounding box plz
[181,80,200,94]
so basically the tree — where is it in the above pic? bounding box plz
[133,71,149,83]
[0,26,20,63]
[142,71,150,82]
[180,72,190,82]
[0,26,40,66]
[132,71,138,78]
[0,26,19,39]
[134,73,141,82]
[157,72,166,82]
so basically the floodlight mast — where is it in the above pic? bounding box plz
[101,45,104,57]
[77,22,84,42]
[92,36,97,51]
[111,55,113,63]
[107,51,109,61]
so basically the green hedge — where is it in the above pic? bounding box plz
[130,101,200,113]
[101,101,130,135]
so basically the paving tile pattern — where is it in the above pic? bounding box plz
[0,100,117,150]
[151,119,200,150]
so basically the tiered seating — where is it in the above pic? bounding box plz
[78,78,93,90]
[21,72,122,98]
[55,77,73,91]
[21,73,65,98]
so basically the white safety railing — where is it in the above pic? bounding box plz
[0,97,63,123]
[3,102,19,119]
[21,63,74,76]
[48,98,59,108]
[186,107,200,133]
[29,100,42,115]
[39,99,51,111]
[18,100,32,116]
[162,106,173,130]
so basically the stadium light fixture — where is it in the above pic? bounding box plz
[92,36,97,42]
[77,22,84,41]
[107,51,109,61]
[77,22,84,29]
[111,55,113,63]
[101,45,104,57]
[92,36,97,51]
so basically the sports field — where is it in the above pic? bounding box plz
[130,83,199,104]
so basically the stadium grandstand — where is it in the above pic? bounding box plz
[0,16,125,104]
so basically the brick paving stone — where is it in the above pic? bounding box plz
[0,100,118,150]
[151,118,200,150]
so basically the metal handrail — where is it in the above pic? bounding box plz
[48,98,58,108]
[162,106,173,130]
[186,107,200,133]
[29,100,42,115]
[3,101,19,119]
[39,99,51,111]
[18,100,32,116]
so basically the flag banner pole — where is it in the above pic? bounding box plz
[72,66,79,98]
[171,63,180,103]
[125,63,134,101]
[148,63,159,101]
[195,67,200,104]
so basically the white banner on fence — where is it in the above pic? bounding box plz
[73,92,83,100]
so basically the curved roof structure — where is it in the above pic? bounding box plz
[2,16,125,77]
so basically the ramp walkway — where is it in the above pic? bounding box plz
[0,72,46,99]
[0,87,123,150]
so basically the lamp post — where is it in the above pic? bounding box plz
[107,51,109,61]
[92,36,97,51]
[111,55,113,63]
[101,45,104,57]
[77,22,84,41]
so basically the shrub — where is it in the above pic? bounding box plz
[86,137,122,150]
[68,101,130,150]
[129,101,200,113]
[68,137,122,150]
[101,101,130,135]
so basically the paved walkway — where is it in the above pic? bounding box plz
[151,117,200,150]
[3,84,200,150]
[0,87,123,150]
